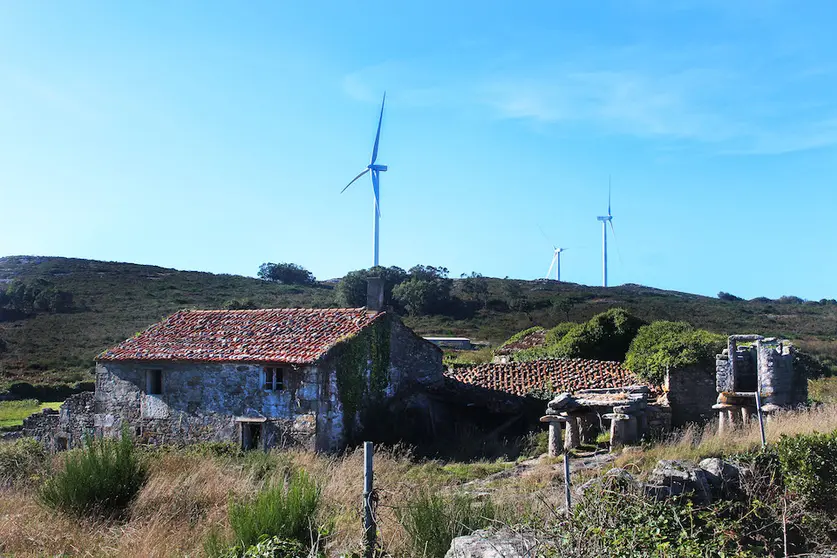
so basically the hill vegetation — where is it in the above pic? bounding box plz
[1,255,836,388]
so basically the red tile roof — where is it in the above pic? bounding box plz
[494,329,547,356]
[444,358,641,398]
[97,308,384,365]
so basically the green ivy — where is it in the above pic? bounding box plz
[334,318,391,431]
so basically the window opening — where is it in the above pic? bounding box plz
[147,369,163,395]
[263,367,284,391]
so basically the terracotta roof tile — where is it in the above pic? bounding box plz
[444,358,641,398]
[97,308,383,365]
[494,329,547,356]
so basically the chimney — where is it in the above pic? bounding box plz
[366,277,385,312]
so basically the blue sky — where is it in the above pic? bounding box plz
[1,1,836,300]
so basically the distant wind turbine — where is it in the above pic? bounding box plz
[341,93,388,267]
[596,178,616,287]
[545,246,567,281]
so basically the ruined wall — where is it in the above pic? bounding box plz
[665,364,717,426]
[94,362,322,450]
[757,339,806,407]
[21,392,95,450]
[389,317,444,390]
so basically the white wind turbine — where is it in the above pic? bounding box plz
[545,246,567,281]
[341,93,388,267]
[596,178,616,287]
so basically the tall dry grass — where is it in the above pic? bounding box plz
[616,404,837,474]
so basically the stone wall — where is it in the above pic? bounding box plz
[21,392,95,450]
[389,317,444,390]
[757,338,806,407]
[665,364,717,426]
[94,361,323,449]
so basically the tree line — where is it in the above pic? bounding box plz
[0,278,73,314]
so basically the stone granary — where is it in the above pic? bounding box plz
[27,282,444,452]
[542,386,661,455]
[713,335,807,432]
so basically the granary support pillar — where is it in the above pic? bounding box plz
[540,415,568,457]
[563,413,581,450]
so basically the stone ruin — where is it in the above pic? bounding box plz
[542,385,668,455]
[713,335,807,433]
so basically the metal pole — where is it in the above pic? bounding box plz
[363,441,375,557]
[755,387,767,448]
[563,451,572,511]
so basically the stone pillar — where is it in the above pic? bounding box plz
[540,416,568,457]
[603,413,631,450]
[563,414,580,450]
[741,407,751,426]
[712,403,734,435]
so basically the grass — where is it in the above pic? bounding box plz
[2,255,837,387]
[0,399,62,429]
[3,406,837,556]
[810,376,837,404]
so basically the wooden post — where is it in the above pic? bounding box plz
[563,450,572,512]
[363,441,375,557]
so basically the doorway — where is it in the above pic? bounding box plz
[241,422,263,451]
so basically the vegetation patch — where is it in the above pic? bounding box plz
[39,430,146,517]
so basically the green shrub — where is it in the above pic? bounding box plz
[208,535,313,558]
[776,430,837,511]
[397,491,497,558]
[0,438,49,485]
[519,430,548,458]
[544,322,576,346]
[39,431,146,517]
[624,321,725,385]
[229,470,321,549]
[548,308,645,362]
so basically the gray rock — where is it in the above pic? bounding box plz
[445,528,541,558]
[547,393,578,412]
[699,458,743,498]
[647,460,712,504]
[576,467,637,498]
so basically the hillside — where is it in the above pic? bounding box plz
[1,255,835,388]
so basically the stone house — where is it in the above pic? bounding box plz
[34,283,444,452]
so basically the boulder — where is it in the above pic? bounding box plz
[647,460,712,504]
[699,458,743,498]
[445,528,541,558]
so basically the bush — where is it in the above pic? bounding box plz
[718,291,743,302]
[397,491,497,558]
[776,430,837,511]
[208,535,313,558]
[498,326,544,348]
[624,321,726,385]
[223,298,258,310]
[336,266,408,307]
[229,470,321,549]
[544,322,576,346]
[39,430,146,517]
[0,438,49,485]
[549,308,645,362]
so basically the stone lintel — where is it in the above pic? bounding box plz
[540,415,568,423]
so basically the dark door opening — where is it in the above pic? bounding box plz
[241,423,263,451]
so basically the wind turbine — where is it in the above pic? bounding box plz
[596,179,615,287]
[545,247,567,281]
[341,93,388,267]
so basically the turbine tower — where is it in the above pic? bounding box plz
[545,247,566,281]
[341,93,388,267]
[596,180,614,287]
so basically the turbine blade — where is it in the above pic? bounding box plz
[340,168,370,193]
[372,169,381,217]
[608,175,612,216]
[609,220,624,266]
[546,254,557,279]
[370,92,386,165]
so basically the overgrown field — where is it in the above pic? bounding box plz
[0,399,62,429]
[2,406,837,557]
[2,255,837,387]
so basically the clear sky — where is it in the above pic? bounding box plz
[2,1,836,300]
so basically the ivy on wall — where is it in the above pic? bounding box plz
[334,317,392,425]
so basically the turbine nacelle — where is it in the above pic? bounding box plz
[369,164,388,172]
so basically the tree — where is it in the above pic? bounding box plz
[391,277,451,316]
[257,263,315,285]
[336,266,408,307]
[459,272,489,309]
[717,291,742,302]
[550,295,577,321]
[500,280,529,312]
[624,321,725,385]
[408,265,449,281]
